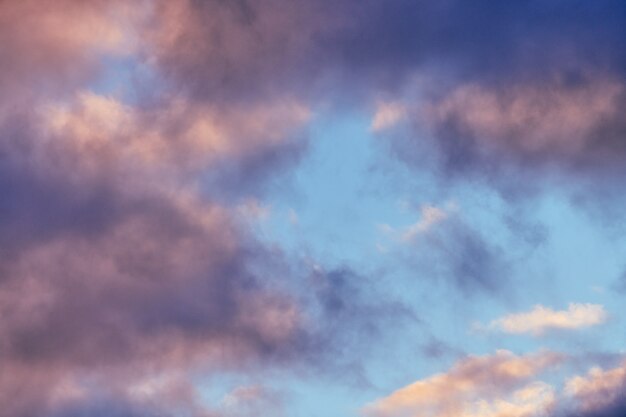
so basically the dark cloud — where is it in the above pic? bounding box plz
[301,265,417,387]
[145,0,333,103]
[362,1,626,188]
[436,221,506,294]
[567,399,626,417]
[48,401,166,417]
[199,134,308,203]
[143,0,626,192]
[0,187,311,415]
[0,3,313,416]
[311,266,416,337]
[397,213,509,296]
[560,361,626,417]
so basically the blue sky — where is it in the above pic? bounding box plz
[235,107,626,416]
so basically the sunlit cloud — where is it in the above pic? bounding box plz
[363,350,561,417]
[371,101,407,132]
[489,303,608,336]
[1,0,626,415]
[565,360,626,413]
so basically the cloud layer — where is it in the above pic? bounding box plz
[2,0,625,416]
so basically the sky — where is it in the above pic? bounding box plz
[1,1,626,416]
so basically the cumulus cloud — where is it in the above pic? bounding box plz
[364,352,626,417]
[363,350,561,417]
[348,1,626,195]
[463,382,556,417]
[0,2,313,416]
[489,304,608,336]
[40,91,310,186]
[412,74,626,179]
[0,0,143,109]
[565,360,626,414]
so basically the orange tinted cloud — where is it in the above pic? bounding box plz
[364,350,561,417]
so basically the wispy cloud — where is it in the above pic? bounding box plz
[489,303,608,336]
[370,101,407,132]
[380,202,455,242]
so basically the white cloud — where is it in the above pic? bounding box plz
[401,204,450,240]
[379,202,456,245]
[489,303,608,336]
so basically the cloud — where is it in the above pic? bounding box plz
[463,382,556,417]
[42,91,310,180]
[307,265,417,379]
[363,350,561,417]
[220,384,284,417]
[144,0,334,103]
[0,4,315,416]
[0,0,142,105]
[2,0,626,415]
[371,101,407,132]
[129,0,626,193]
[0,83,398,417]
[565,360,626,415]
[380,202,451,241]
[363,352,626,417]
[392,203,452,241]
[413,211,506,295]
[342,1,626,196]
[412,74,626,179]
[380,202,508,295]
[0,193,309,413]
[489,303,608,336]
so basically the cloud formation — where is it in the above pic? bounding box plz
[565,360,626,414]
[381,203,507,295]
[0,2,316,416]
[489,304,608,336]
[2,0,626,415]
[365,352,626,417]
[363,350,561,417]
[349,1,626,194]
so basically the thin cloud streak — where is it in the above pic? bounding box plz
[488,304,608,336]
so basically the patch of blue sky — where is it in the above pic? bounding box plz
[248,110,460,410]
[257,109,420,270]
[246,111,486,406]
[249,106,626,412]
[194,366,376,417]
[89,54,157,104]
